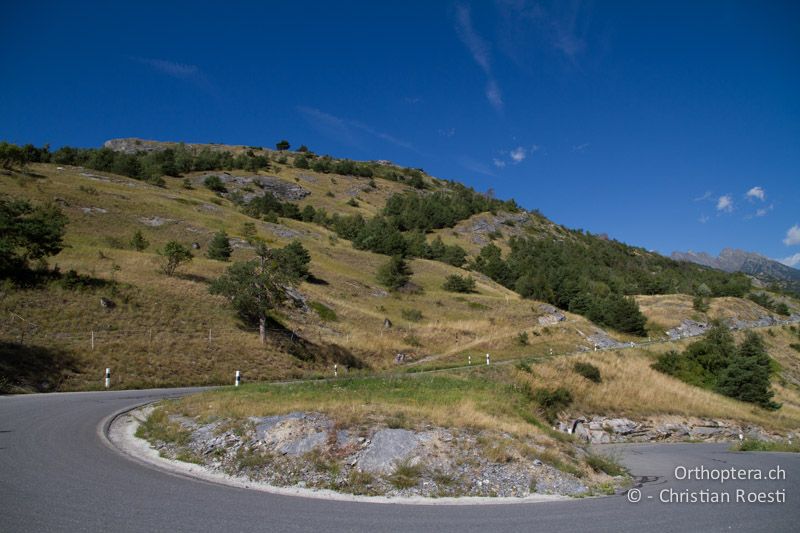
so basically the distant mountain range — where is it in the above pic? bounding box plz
[671,248,800,294]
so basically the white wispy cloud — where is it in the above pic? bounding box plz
[136,58,199,78]
[693,191,713,202]
[457,155,497,176]
[438,128,456,138]
[510,146,527,163]
[130,56,220,96]
[780,253,800,268]
[297,106,417,153]
[485,79,504,110]
[784,224,800,246]
[495,0,588,65]
[746,186,765,201]
[698,215,710,224]
[572,143,589,152]
[493,158,506,168]
[716,195,733,213]
[755,204,773,217]
[455,4,503,111]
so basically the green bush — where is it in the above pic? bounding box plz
[516,331,529,346]
[442,274,476,293]
[157,241,193,276]
[376,255,411,290]
[533,387,573,423]
[401,308,423,322]
[203,175,227,193]
[130,230,149,252]
[573,362,602,383]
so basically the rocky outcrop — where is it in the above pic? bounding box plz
[149,411,603,499]
[537,304,566,326]
[666,319,710,340]
[196,172,311,202]
[560,415,793,444]
[455,212,530,245]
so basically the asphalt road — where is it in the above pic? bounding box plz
[1,389,798,532]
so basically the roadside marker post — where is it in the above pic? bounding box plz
[91,331,95,350]
[486,353,490,366]
[468,355,471,366]
[334,364,338,377]
[104,368,110,389]
[235,370,241,387]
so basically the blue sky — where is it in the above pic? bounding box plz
[2,1,799,266]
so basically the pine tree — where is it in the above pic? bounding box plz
[716,332,779,410]
[376,255,411,290]
[206,230,232,261]
[130,230,149,252]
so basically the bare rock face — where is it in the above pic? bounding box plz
[563,415,787,444]
[356,429,420,473]
[536,304,566,326]
[666,319,709,340]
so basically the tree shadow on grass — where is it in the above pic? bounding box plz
[0,342,82,394]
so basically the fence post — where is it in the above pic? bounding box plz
[104,368,110,389]
[235,370,241,387]
[486,353,490,365]
[334,364,338,377]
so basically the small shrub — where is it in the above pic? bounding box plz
[467,301,488,311]
[573,362,602,383]
[401,308,423,322]
[130,230,149,252]
[386,460,422,489]
[515,361,533,374]
[403,334,422,347]
[325,190,335,198]
[157,241,193,276]
[182,178,193,189]
[442,274,476,293]
[345,469,378,495]
[309,301,337,321]
[346,197,359,207]
[789,343,800,353]
[533,387,573,423]
[516,331,529,346]
[204,175,227,193]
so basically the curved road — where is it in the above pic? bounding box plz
[1,389,798,532]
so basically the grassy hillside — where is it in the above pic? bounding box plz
[0,160,595,390]
[1,142,798,408]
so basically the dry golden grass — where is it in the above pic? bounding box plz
[525,345,800,431]
[636,294,784,333]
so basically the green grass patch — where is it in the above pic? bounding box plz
[386,459,423,489]
[585,452,626,476]
[732,439,800,453]
[309,301,338,321]
[135,408,191,445]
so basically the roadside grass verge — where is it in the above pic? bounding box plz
[731,439,800,453]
